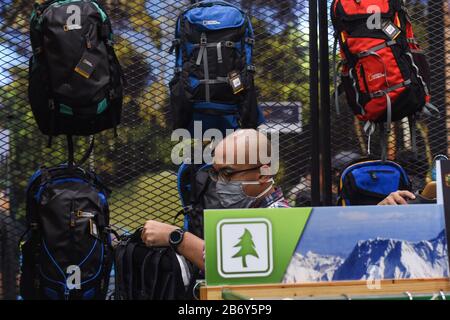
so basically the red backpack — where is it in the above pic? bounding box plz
[331,0,438,158]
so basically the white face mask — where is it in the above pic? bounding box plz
[215,178,274,209]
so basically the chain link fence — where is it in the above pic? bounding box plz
[0,0,448,299]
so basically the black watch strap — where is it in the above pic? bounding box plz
[169,228,185,254]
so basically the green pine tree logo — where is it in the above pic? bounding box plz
[232,228,259,268]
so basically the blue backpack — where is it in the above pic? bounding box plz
[169,0,265,135]
[338,159,411,206]
[176,162,226,239]
[20,164,114,300]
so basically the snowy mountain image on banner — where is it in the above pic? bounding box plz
[283,205,449,283]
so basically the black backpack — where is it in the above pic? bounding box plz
[114,229,191,300]
[169,1,264,133]
[113,164,220,301]
[338,158,411,206]
[29,0,124,137]
[20,164,114,300]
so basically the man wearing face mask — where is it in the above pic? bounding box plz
[141,129,289,271]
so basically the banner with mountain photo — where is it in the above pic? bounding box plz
[283,205,448,284]
[204,205,448,286]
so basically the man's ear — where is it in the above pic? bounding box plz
[258,165,272,183]
[259,164,272,176]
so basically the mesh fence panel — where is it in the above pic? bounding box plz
[0,0,312,299]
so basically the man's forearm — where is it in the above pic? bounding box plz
[177,232,205,271]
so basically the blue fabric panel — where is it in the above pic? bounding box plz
[235,41,242,54]
[189,113,240,137]
[193,102,238,112]
[27,169,42,193]
[177,47,183,68]
[98,192,107,207]
[184,215,190,232]
[82,288,96,300]
[188,76,200,90]
[353,166,401,195]
[244,22,253,65]
[177,162,189,208]
[185,41,194,57]
[176,17,183,68]
[342,161,409,196]
[185,5,245,30]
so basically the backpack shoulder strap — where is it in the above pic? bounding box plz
[114,236,134,300]
[194,169,211,201]
[124,241,138,299]
[147,248,165,300]
[168,251,186,299]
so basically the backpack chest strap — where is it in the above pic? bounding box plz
[356,40,397,59]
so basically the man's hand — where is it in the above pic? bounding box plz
[141,220,178,247]
[378,191,416,206]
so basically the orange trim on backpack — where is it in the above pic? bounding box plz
[332,0,339,15]
[394,12,401,28]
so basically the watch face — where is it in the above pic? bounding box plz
[170,230,182,244]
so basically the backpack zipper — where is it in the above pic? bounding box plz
[85,24,94,49]
[76,210,96,218]
[359,64,370,93]
[70,200,76,228]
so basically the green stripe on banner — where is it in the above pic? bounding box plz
[204,207,312,286]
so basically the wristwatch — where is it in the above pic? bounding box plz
[169,229,185,254]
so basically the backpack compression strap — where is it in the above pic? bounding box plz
[65,135,95,168]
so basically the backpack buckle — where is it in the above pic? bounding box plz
[247,65,256,72]
[371,90,385,98]
[63,24,81,32]
[169,39,181,53]
[33,47,43,55]
[200,34,207,45]
[244,37,255,45]
[224,41,234,47]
